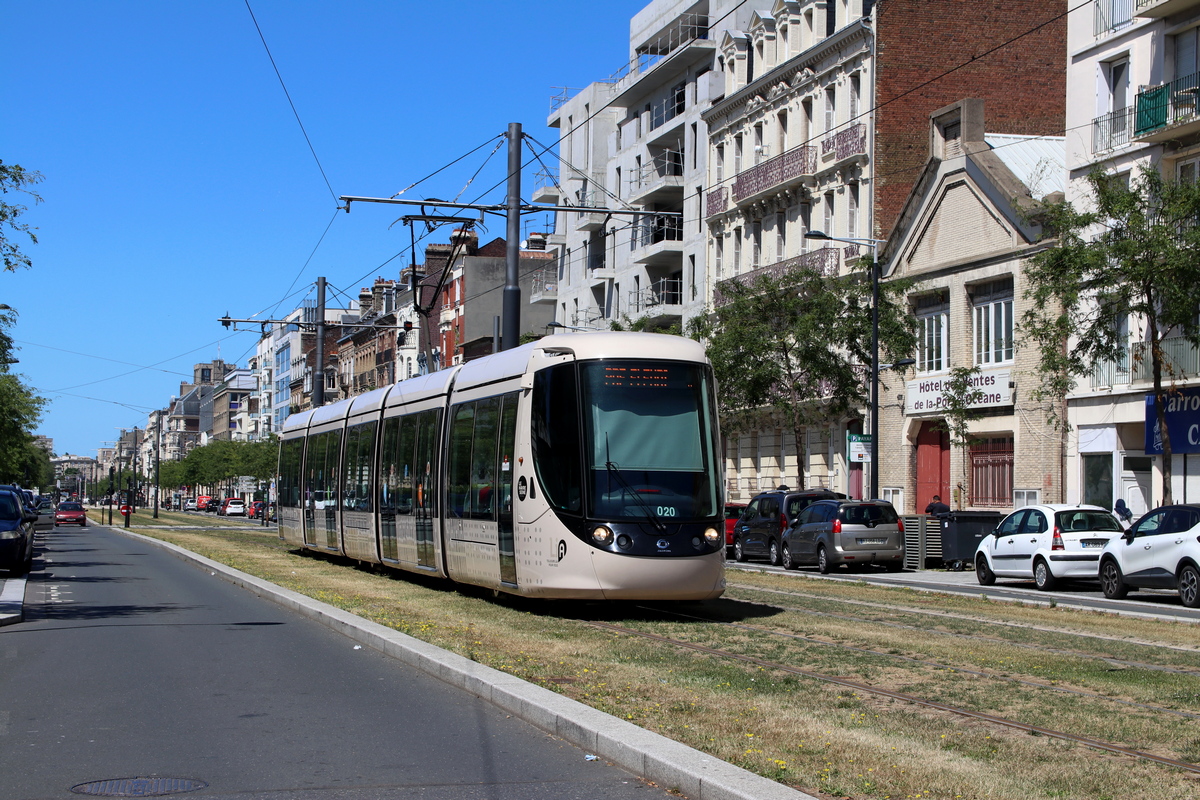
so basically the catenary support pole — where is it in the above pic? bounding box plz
[503,123,521,351]
[314,276,326,408]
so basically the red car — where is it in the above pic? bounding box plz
[725,503,747,556]
[54,501,88,527]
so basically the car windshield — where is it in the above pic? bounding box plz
[1054,510,1122,532]
[58,502,83,511]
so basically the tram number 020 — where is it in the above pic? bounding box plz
[656,506,677,517]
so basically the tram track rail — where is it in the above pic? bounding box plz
[727,583,1200,677]
[583,613,1200,776]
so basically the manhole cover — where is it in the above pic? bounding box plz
[70,777,208,797]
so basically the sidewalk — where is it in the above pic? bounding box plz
[0,575,24,626]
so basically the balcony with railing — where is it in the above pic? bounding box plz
[714,247,842,306]
[1090,337,1200,389]
[1134,0,1198,19]
[1134,71,1200,142]
[531,167,560,204]
[530,267,557,304]
[628,278,684,316]
[631,214,684,266]
[820,123,868,164]
[628,149,684,204]
[571,189,609,232]
[1092,106,1135,153]
[731,145,816,206]
[570,308,607,330]
[705,186,729,218]
[608,14,711,88]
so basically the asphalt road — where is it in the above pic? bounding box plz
[0,525,687,800]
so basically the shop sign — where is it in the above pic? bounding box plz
[1144,386,1200,454]
[905,368,1011,415]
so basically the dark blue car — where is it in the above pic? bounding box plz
[0,489,35,575]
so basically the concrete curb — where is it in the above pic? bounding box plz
[0,576,24,626]
[117,527,817,800]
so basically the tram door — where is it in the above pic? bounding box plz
[498,392,519,586]
[414,411,437,569]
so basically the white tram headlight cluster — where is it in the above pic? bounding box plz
[703,527,721,545]
[591,525,615,546]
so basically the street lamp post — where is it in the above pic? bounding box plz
[804,231,914,499]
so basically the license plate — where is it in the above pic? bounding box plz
[857,538,887,545]
[1081,541,1104,548]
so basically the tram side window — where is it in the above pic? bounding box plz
[469,398,499,520]
[414,410,438,513]
[307,430,340,510]
[341,421,376,512]
[279,438,303,508]
[379,416,400,515]
[532,364,583,514]
[449,403,476,518]
[396,416,417,514]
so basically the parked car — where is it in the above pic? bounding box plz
[724,502,747,556]
[54,501,88,527]
[248,501,267,519]
[782,499,905,573]
[184,498,198,511]
[0,489,35,575]
[221,498,246,516]
[33,499,55,531]
[1098,504,1200,607]
[196,495,213,511]
[205,498,223,513]
[731,487,845,564]
[973,504,1124,590]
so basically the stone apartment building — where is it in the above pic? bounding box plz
[876,99,1066,516]
[1064,0,1200,515]
[700,0,1065,504]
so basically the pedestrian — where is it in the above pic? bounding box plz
[924,495,951,518]
[1114,498,1133,529]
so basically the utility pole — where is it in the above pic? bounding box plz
[153,411,161,519]
[503,123,522,351]
[314,276,326,408]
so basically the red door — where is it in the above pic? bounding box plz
[916,421,950,514]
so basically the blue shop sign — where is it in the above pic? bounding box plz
[1145,387,1200,454]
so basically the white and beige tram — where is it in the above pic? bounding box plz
[277,332,726,600]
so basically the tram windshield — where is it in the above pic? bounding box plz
[532,359,720,522]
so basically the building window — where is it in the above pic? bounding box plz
[734,135,743,174]
[751,221,762,268]
[776,211,787,262]
[970,437,1014,508]
[848,182,859,240]
[916,294,949,373]
[733,227,743,272]
[849,73,861,121]
[973,279,1014,365]
[716,144,725,183]
[1094,0,1133,36]
[715,235,724,277]
[824,86,836,133]
[823,191,835,238]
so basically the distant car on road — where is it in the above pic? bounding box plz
[54,501,88,528]
[221,498,246,516]
[0,489,35,575]
[974,504,1124,590]
[1098,504,1200,608]
[184,498,198,511]
[724,502,746,557]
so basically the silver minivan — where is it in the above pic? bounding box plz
[782,499,905,573]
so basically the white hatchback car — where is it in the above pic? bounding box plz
[975,504,1125,590]
[1098,504,1200,608]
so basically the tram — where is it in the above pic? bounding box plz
[277,332,726,600]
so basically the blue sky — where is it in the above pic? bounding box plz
[3,0,647,459]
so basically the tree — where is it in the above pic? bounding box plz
[0,160,43,273]
[689,260,915,488]
[1023,165,1200,505]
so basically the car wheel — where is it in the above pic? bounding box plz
[817,545,831,574]
[781,544,797,570]
[1033,558,1058,591]
[768,539,781,567]
[733,536,747,563]
[975,554,996,586]
[1100,558,1128,599]
[1179,564,1200,609]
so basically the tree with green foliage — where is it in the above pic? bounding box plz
[1023,165,1200,505]
[1,160,43,273]
[689,260,915,488]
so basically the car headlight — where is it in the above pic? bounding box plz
[703,527,721,545]
[0,529,21,539]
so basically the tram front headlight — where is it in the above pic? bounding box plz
[703,527,721,545]
[591,525,614,546]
